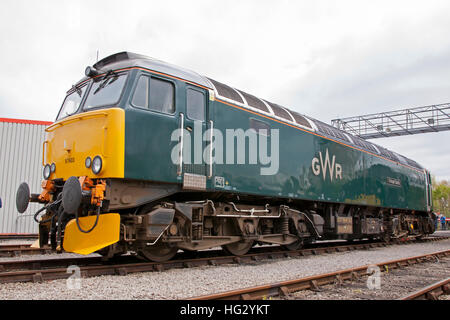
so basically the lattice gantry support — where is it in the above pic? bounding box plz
[331,103,450,139]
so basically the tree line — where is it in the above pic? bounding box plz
[432,178,450,217]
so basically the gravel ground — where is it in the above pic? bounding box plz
[0,238,448,300]
[432,230,450,237]
[289,257,450,300]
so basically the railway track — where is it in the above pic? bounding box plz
[0,244,52,257]
[0,236,448,284]
[188,249,450,300]
[0,235,447,258]
[400,278,450,300]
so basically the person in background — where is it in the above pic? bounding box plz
[441,215,446,230]
[434,212,439,230]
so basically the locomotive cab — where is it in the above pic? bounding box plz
[15,52,215,258]
[17,64,130,253]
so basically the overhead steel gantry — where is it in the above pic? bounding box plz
[331,102,450,139]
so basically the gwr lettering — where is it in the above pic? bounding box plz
[312,149,342,181]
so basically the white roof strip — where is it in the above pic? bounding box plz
[212,86,276,119]
[260,100,314,131]
[303,116,318,132]
[280,106,296,123]
[203,77,313,132]
[343,133,354,145]
[371,144,381,154]
[260,99,274,116]
[204,78,218,95]
[233,88,248,108]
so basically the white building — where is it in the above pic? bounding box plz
[0,117,51,234]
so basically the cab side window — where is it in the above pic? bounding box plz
[132,75,175,114]
[186,88,205,121]
[150,78,175,114]
[131,76,149,108]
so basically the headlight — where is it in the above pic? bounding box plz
[85,156,92,168]
[85,66,99,77]
[92,156,102,174]
[43,164,51,179]
[50,163,56,173]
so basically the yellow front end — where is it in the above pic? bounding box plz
[44,108,125,180]
[42,108,125,254]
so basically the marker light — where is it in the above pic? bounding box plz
[43,164,51,179]
[85,156,92,168]
[92,156,102,174]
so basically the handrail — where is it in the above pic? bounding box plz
[177,113,184,176]
[42,141,49,166]
[208,120,213,178]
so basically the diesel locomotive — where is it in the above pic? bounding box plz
[16,52,436,261]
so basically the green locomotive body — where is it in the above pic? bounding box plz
[16,52,435,261]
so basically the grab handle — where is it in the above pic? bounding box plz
[177,113,184,176]
[42,141,49,166]
[208,120,213,178]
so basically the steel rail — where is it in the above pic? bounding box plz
[0,236,447,284]
[400,278,450,300]
[0,255,142,273]
[0,241,355,270]
[0,234,446,258]
[0,242,380,284]
[0,245,52,257]
[0,235,447,259]
[0,242,371,274]
[0,244,36,250]
[188,249,450,300]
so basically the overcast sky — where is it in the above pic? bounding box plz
[1,0,449,180]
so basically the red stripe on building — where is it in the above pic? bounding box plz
[0,118,53,126]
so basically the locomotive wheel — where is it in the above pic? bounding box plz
[222,240,254,256]
[138,242,178,262]
[282,240,303,251]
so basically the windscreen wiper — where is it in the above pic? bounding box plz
[93,70,118,95]
[71,84,82,97]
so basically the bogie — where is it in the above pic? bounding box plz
[96,200,434,262]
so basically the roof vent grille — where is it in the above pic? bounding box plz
[207,78,244,104]
[237,90,269,113]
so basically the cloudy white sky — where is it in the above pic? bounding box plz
[1,0,449,180]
